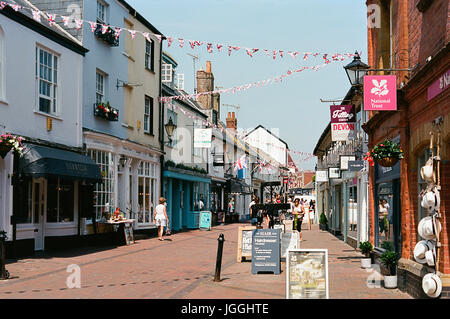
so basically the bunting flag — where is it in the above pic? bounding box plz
[288,51,299,59]
[0,2,7,10]
[101,24,108,34]
[207,43,213,53]
[217,44,223,52]
[129,29,136,39]
[47,13,56,27]
[114,27,121,40]
[189,40,195,49]
[61,15,70,27]
[89,21,97,33]
[155,34,162,43]
[167,37,173,47]
[75,19,83,30]
[32,9,40,22]
[234,155,248,172]
[178,38,184,48]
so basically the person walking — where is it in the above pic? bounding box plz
[153,197,169,241]
[250,196,259,225]
[292,198,305,241]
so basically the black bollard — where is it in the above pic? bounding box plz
[214,234,225,282]
[0,231,9,280]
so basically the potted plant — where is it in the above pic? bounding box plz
[380,250,398,288]
[364,139,403,167]
[0,133,25,159]
[319,212,328,230]
[359,241,373,268]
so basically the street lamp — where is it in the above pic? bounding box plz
[344,51,370,86]
[164,116,177,144]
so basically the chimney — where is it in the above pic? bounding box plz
[226,112,237,131]
[196,61,215,109]
[206,61,212,73]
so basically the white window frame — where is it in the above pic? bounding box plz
[0,27,5,102]
[161,62,173,83]
[36,46,59,115]
[144,96,153,134]
[176,73,185,90]
[97,0,107,24]
[96,70,105,104]
[137,161,157,225]
[145,39,153,71]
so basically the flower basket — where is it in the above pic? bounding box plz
[377,157,399,167]
[94,102,119,121]
[0,133,25,158]
[0,144,10,159]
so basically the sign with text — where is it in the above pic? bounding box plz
[340,155,356,170]
[428,68,449,101]
[328,167,340,179]
[237,226,256,262]
[281,231,300,260]
[364,75,397,111]
[199,211,212,230]
[330,105,356,141]
[315,170,328,182]
[286,249,329,299]
[251,229,281,274]
[194,128,212,148]
[348,160,365,172]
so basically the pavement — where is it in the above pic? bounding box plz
[0,222,411,299]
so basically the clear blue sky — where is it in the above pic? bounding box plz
[127,0,368,170]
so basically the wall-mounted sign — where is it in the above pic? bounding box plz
[286,249,329,299]
[237,226,256,262]
[330,105,356,141]
[199,211,212,230]
[428,69,449,101]
[315,170,328,182]
[340,155,356,170]
[194,128,212,148]
[328,167,340,179]
[251,229,281,275]
[348,160,365,172]
[364,75,397,111]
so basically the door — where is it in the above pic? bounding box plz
[33,179,45,251]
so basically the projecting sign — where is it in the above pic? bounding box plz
[348,160,365,172]
[315,170,328,182]
[286,249,329,299]
[194,128,212,148]
[328,167,340,179]
[330,105,356,142]
[364,75,397,111]
[340,155,356,170]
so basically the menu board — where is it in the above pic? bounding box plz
[123,223,135,246]
[237,226,256,262]
[251,229,281,275]
[286,249,328,299]
[199,211,212,230]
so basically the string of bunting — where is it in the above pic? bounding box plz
[0,1,358,62]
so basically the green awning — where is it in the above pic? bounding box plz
[19,144,102,183]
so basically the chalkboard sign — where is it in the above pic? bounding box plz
[123,223,135,245]
[281,231,300,260]
[251,229,281,274]
[286,249,328,299]
[237,226,256,262]
[199,211,212,230]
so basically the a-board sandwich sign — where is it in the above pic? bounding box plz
[286,249,329,299]
[251,229,281,275]
[199,211,212,230]
[237,226,256,262]
[281,231,300,261]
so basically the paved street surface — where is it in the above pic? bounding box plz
[0,223,411,299]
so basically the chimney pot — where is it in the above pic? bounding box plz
[206,61,211,73]
[232,112,235,118]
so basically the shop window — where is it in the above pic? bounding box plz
[36,46,58,115]
[14,179,32,224]
[138,161,156,224]
[47,178,74,223]
[89,149,115,220]
[348,185,358,239]
[376,182,394,250]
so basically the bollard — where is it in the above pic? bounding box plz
[0,231,9,280]
[214,234,225,282]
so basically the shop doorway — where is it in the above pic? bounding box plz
[32,178,45,251]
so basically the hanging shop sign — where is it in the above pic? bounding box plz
[315,170,328,182]
[286,249,329,299]
[330,105,356,141]
[199,211,212,230]
[251,229,281,275]
[348,160,365,172]
[364,75,397,111]
[340,155,356,170]
[194,128,212,148]
[328,167,340,179]
[427,68,449,101]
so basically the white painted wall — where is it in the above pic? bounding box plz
[244,127,287,166]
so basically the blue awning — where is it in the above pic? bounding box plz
[163,169,211,183]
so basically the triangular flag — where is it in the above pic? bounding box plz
[32,10,41,22]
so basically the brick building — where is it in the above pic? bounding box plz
[363,0,449,298]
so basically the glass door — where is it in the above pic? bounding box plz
[33,178,45,251]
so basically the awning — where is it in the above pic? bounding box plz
[19,144,102,183]
[229,179,252,194]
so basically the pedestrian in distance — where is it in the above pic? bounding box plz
[153,197,169,241]
[292,198,305,241]
[250,196,259,226]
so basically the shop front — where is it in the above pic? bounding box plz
[211,178,226,226]
[163,167,211,231]
[9,143,102,256]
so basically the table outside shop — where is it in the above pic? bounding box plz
[98,219,135,245]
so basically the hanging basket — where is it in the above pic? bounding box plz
[377,157,399,167]
[0,144,11,159]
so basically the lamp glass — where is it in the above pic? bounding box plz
[164,117,176,138]
[344,52,370,86]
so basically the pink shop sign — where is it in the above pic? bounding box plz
[428,69,450,101]
[364,75,397,111]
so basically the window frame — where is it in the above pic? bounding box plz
[144,95,154,135]
[96,70,106,104]
[161,62,173,83]
[145,39,154,72]
[96,0,107,24]
[36,46,59,115]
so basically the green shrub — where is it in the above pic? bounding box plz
[381,241,394,252]
[359,241,373,257]
[319,212,327,225]
[380,250,398,275]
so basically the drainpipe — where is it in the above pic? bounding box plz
[159,38,164,197]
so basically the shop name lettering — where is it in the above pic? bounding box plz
[332,123,355,130]
[332,110,354,121]
[370,98,391,108]
[65,163,88,172]
[439,72,449,90]
[180,303,269,316]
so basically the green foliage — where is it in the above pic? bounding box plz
[165,161,207,174]
[370,140,404,160]
[319,212,327,225]
[380,250,398,270]
[359,241,373,257]
[381,241,394,252]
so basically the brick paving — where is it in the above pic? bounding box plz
[0,222,411,299]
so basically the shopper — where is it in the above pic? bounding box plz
[292,198,305,241]
[154,197,169,241]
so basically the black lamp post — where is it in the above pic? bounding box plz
[343,51,370,86]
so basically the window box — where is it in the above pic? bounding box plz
[94,102,119,121]
[94,24,119,47]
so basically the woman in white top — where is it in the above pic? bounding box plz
[153,197,169,241]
